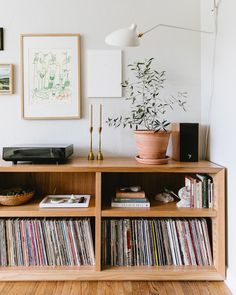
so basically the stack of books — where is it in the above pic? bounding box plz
[185,174,214,208]
[0,218,95,267]
[102,218,213,267]
[111,189,150,208]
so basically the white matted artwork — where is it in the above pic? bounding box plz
[21,34,81,119]
[87,49,122,97]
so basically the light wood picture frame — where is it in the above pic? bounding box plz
[21,34,81,120]
[0,64,14,95]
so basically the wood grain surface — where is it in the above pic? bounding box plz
[0,157,225,281]
[0,157,223,173]
[0,281,231,295]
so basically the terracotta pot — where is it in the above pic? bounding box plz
[134,130,171,159]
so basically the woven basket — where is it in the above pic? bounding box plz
[0,190,34,206]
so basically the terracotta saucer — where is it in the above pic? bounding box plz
[135,155,170,165]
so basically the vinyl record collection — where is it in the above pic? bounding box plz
[0,218,95,267]
[102,218,213,267]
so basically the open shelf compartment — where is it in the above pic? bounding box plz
[0,172,96,217]
[101,172,217,217]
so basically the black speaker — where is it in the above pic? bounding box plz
[171,123,199,162]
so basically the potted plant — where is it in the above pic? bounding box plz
[106,58,187,164]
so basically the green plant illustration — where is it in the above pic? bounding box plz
[31,50,72,104]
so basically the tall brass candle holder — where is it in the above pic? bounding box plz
[88,104,95,160]
[97,104,103,160]
[88,126,95,160]
[97,126,103,160]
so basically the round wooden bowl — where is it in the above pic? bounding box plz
[0,190,34,206]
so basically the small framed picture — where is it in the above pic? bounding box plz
[21,34,81,120]
[0,28,3,50]
[0,64,14,95]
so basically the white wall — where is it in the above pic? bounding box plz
[1,0,235,290]
[201,1,236,293]
[0,0,201,156]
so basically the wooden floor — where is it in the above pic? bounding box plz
[0,282,231,295]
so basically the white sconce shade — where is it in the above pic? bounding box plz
[105,23,213,48]
[105,24,140,47]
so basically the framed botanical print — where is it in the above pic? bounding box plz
[0,64,14,94]
[21,34,81,119]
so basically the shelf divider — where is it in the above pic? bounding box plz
[95,172,102,271]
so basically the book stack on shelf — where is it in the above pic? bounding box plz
[102,218,212,267]
[185,174,214,208]
[111,188,150,208]
[0,218,95,266]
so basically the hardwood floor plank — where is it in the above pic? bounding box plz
[163,282,178,295]
[0,282,38,295]
[171,281,186,295]
[107,282,133,295]
[194,282,211,295]
[82,281,98,295]
[34,282,58,295]
[216,282,233,295]
[148,281,167,295]
[206,282,232,295]
[0,283,15,295]
[59,281,82,295]
[0,281,231,295]
[205,282,222,295]
[184,282,201,295]
[97,282,128,295]
[131,282,151,295]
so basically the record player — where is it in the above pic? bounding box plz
[2,144,73,164]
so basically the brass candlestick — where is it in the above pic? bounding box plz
[88,126,95,160]
[97,126,103,160]
[88,104,95,160]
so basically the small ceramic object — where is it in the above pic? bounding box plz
[164,187,180,199]
[50,198,65,204]
[120,186,142,192]
[178,187,190,200]
[68,194,76,203]
[130,186,141,192]
[176,187,190,208]
[78,196,85,203]
[155,192,174,203]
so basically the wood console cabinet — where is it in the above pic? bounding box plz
[0,158,225,281]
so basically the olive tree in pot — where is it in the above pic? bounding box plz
[107,58,187,163]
